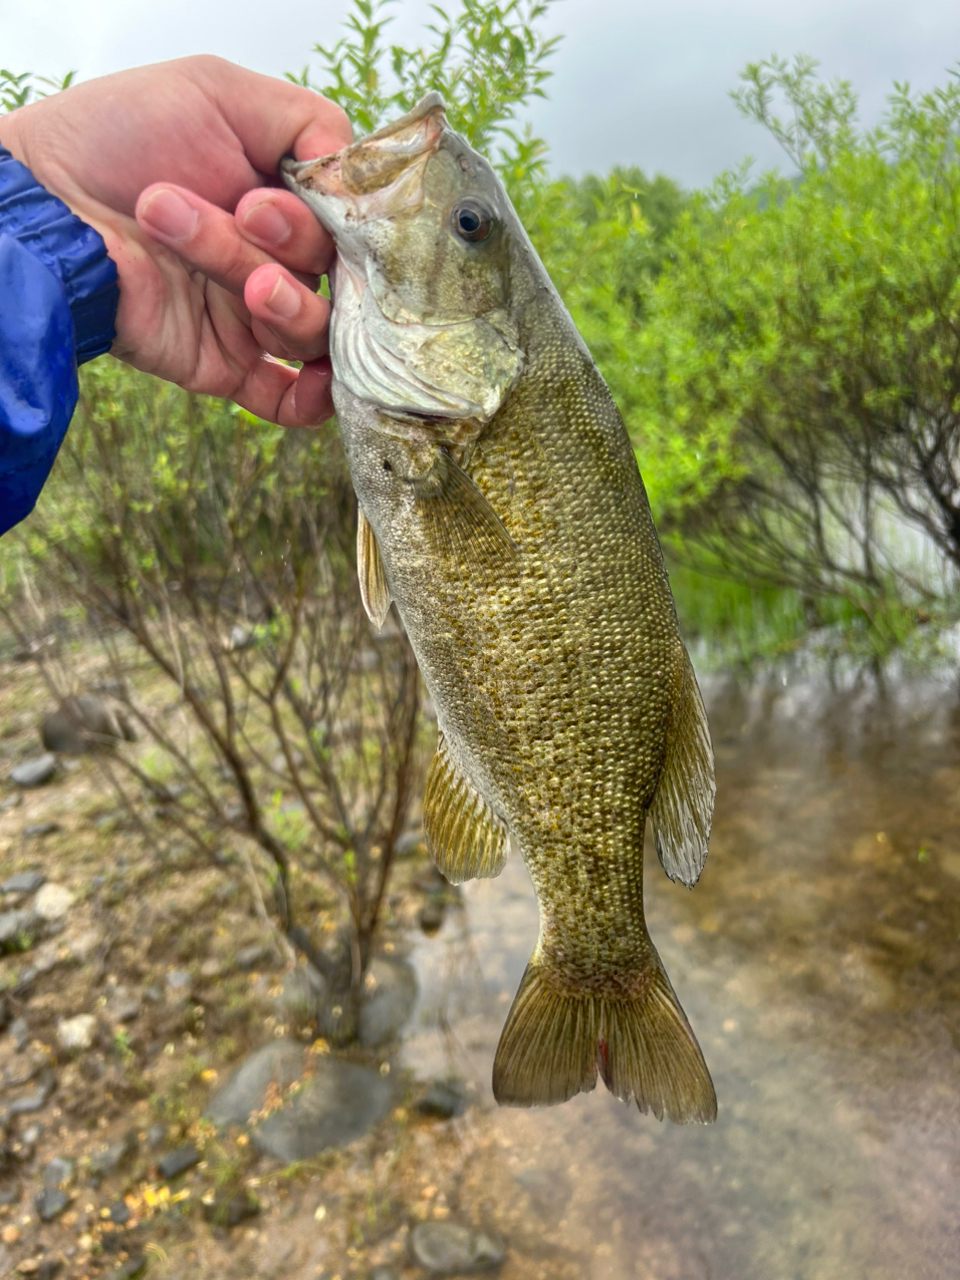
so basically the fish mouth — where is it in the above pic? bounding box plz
[281,93,447,220]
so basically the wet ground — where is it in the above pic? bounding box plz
[404,660,960,1279]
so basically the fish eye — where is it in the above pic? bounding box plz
[451,198,494,244]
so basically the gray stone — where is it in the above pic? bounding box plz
[157,1144,200,1180]
[57,1013,97,1052]
[278,965,324,1021]
[104,987,141,1023]
[206,1039,306,1127]
[110,1255,146,1279]
[43,1156,74,1189]
[10,755,57,787]
[358,957,417,1047]
[107,1200,131,1224]
[35,1186,71,1221]
[36,1260,63,1280]
[89,1131,138,1183]
[0,908,38,953]
[234,942,278,971]
[165,969,193,1003]
[393,829,426,857]
[146,1123,166,1148]
[253,1057,392,1163]
[0,793,22,812]
[23,822,61,838]
[415,1079,468,1120]
[1,870,45,894]
[202,1189,260,1228]
[9,1071,56,1115]
[9,1015,29,1050]
[41,694,134,755]
[409,1221,507,1274]
[227,625,255,652]
[34,883,74,920]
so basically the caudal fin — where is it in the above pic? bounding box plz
[492,959,716,1124]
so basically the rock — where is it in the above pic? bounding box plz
[34,883,74,920]
[0,793,22,812]
[206,1040,306,1127]
[202,1189,260,1228]
[9,1071,56,1114]
[1,871,46,894]
[57,1014,97,1052]
[34,1186,71,1222]
[0,908,38,953]
[35,1261,62,1280]
[278,965,324,1021]
[40,695,134,756]
[146,1123,166,1148]
[226,625,255,652]
[88,1131,138,1183]
[418,896,446,934]
[42,1156,74,1188]
[164,969,193,1003]
[157,1145,201,1180]
[23,823,61,839]
[409,1221,507,1274]
[393,830,427,857]
[234,942,278,971]
[10,755,56,787]
[415,1079,467,1120]
[106,1200,131,1224]
[104,987,141,1023]
[110,1256,146,1279]
[357,957,418,1047]
[9,1015,30,1050]
[252,1057,392,1163]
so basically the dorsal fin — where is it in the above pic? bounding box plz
[649,650,715,887]
[423,732,507,884]
[356,507,392,629]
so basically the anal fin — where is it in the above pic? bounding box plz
[357,507,392,629]
[650,649,715,887]
[423,732,507,884]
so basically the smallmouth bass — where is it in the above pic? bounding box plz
[283,96,717,1123]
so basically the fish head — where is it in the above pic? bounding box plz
[283,94,523,429]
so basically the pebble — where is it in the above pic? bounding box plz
[227,624,255,652]
[35,1186,71,1222]
[10,755,57,788]
[409,1221,507,1274]
[0,909,38,953]
[202,1189,260,1228]
[34,883,74,921]
[35,1262,62,1280]
[415,1079,467,1120]
[164,970,193,1004]
[104,988,141,1024]
[43,1156,74,1189]
[110,1256,146,1279]
[107,1200,131,1224]
[156,1144,201,1180]
[23,823,61,839]
[234,942,278,971]
[88,1131,138,1183]
[9,1015,30,1050]
[0,793,23,812]
[1,871,46,894]
[57,1014,98,1052]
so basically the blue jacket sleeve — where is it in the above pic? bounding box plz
[0,145,119,537]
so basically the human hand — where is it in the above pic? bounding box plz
[0,56,351,426]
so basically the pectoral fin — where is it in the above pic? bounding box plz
[410,448,520,571]
[649,650,715,887]
[357,507,392,629]
[423,732,507,883]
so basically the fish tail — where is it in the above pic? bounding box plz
[492,957,717,1124]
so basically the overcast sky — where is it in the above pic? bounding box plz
[3,0,960,187]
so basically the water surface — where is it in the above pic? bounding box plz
[404,662,960,1279]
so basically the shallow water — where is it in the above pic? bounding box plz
[403,662,960,1279]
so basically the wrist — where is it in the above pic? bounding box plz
[0,135,118,363]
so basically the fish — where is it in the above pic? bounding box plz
[282,95,717,1123]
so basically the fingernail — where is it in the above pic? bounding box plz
[139,189,199,242]
[242,202,291,246]
[265,274,301,320]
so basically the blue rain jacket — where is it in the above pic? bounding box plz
[0,145,118,537]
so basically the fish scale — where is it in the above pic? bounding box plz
[284,93,717,1123]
